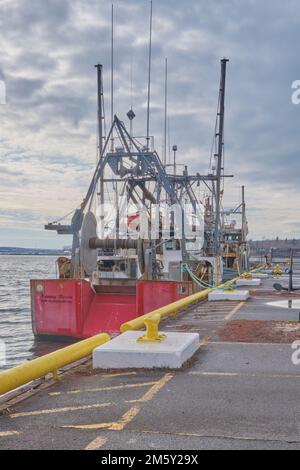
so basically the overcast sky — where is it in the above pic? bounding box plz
[0,0,299,248]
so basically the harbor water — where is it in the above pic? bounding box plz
[0,255,72,371]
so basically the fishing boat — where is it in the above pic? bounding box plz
[30,20,248,338]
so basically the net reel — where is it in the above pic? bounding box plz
[80,212,146,277]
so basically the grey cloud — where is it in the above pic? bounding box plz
[0,0,300,245]
[7,77,46,102]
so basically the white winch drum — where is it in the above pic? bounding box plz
[80,212,98,275]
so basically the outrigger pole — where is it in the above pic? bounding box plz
[95,63,105,204]
[214,58,229,255]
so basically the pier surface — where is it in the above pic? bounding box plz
[1,273,300,450]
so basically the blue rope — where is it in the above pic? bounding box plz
[182,263,215,289]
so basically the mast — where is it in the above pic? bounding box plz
[241,185,248,270]
[146,0,153,151]
[95,63,104,204]
[214,58,229,254]
[241,185,246,241]
[111,3,114,151]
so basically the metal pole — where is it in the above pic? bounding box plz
[111,3,114,151]
[146,0,153,151]
[241,185,246,246]
[214,58,229,255]
[241,185,245,237]
[241,185,248,270]
[95,63,104,204]
[288,249,294,292]
[163,57,168,166]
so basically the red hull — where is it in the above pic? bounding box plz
[30,279,193,338]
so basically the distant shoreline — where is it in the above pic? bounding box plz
[0,253,63,256]
[0,246,68,256]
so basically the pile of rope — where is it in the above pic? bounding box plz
[182,263,214,289]
[182,262,238,291]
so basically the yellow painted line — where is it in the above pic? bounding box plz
[49,381,157,397]
[10,402,112,418]
[64,405,142,431]
[199,336,210,348]
[224,301,245,321]
[132,373,173,403]
[265,374,300,379]
[0,431,20,437]
[85,436,107,450]
[190,371,239,377]
[109,406,141,431]
[209,341,294,346]
[189,371,300,379]
[134,428,299,444]
[63,374,173,431]
[103,372,137,378]
[64,422,112,430]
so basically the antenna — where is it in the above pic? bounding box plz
[130,53,133,110]
[111,3,114,151]
[163,57,168,166]
[168,117,171,164]
[146,0,153,151]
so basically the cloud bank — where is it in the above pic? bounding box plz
[0,0,299,247]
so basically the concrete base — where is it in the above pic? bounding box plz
[253,273,268,278]
[208,289,250,301]
[236,278,262,287]
[93,331,200,370]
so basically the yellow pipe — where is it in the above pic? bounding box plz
[121,267,263,333]
[0,333,110,396]
[121,279,236,333]
[121,288,210,332]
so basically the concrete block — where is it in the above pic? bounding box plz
[93,331,200,370]
[236,278,261,287]
[208,289,250,301]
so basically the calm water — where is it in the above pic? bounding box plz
[0,255,72,371]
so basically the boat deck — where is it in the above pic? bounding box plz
[1,273,300,450]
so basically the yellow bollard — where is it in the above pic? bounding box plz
[273,264,282,276]
[223,285,235,292]
[240,273,253,280]
[52,369,59,382]
[137,314,166,343]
